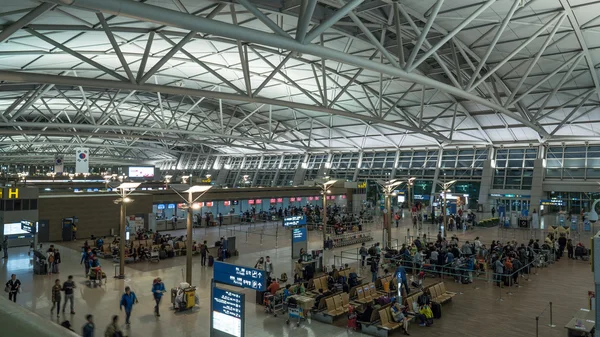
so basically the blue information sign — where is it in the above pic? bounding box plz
[283,215,306,227]
[213,261,266,291]
[211,286,244,337]
[292,227,307,243]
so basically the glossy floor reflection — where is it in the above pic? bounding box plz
[0,217,593,337]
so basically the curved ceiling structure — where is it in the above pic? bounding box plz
[0,0,599,164]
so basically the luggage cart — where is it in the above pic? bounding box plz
[150,248,160,263]
[263,293,284,317]
[286,304,305,327]
[86,267,107,287]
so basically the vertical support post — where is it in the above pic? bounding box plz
[386,193,392,249]
[548,301,556,327]
[323,191,328,270]
[536,316,539,337]
[118,194,126,279]
[186,190,193,284]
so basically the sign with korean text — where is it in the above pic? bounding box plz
[211,285,245,337]
[213,261,266,291]
[283,215,307,227]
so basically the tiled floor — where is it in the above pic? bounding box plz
[0,217,593,337]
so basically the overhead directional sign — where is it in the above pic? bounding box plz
[283,215,306,227]
[213,261,266,291]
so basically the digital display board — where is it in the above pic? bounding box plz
[292,227,307,243]
[167,204,176,209]
[157,204,165,210]
[213,261,266,291]
[128,166,154,178]
[211,286,244,337]
[20,220,35,234]
[283,215,307,227]
[4,222,36,236]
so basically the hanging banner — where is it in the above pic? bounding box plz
[75,148,89,173]
[54,154,64,173]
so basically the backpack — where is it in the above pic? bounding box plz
[48,254,55,263]
[417,294,430,306]
[359,247,368,256]
[368,246,377,256]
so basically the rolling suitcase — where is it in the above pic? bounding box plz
[208,255,214,267]
[431,301,442,319]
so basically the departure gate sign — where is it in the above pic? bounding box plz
[211,286,244,337]
[213,261,266,291]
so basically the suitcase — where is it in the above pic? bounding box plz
[171,288,178,304]
[208,255,214,267]
[431,302,442,319]
[159,250,167,260]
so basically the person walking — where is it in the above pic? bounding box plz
[82,314,95,337]
[152,278,166,317]
[200,240,209,266]
[5,274,21,302]
[491,207,496,218]
[218,213,223,226]
[47,249,55,275]
[54,249,62,274]
[104,315,123,337]
[62,275,76,314]
[2,237,8,259]
[81,248,92,277]
[119,286,138,325]
[50,279,62,318]
[264,256,274,278]
[359,243,368,268]
[567,239,574,259]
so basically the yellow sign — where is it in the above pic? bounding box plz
[357,182,367,189]
[0,188,19,199]
[201,178,212,183]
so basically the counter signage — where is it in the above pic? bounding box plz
[224,201,231,206]
[270,198,276,203]
[210,286,244,337]
[157,204,166,210]
[248,200,255,205]
[277,198,283,203]
[167,204,175,209]
[292,227,307,243]
[540,199,566,206]
[255,199,262,204]
[213,261,266,291]
[233,200,239,205]
[283,215,307,227]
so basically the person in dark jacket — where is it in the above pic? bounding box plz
[152,278,166,316]
[5,274,21,302]
[82,314,95,337]
[558,234,567,258]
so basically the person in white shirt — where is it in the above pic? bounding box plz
[264,256,274,277]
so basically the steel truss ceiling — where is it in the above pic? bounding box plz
[0,0,599,165]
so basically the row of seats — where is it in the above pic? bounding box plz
[309,275,328,293]
[378,306,407,331]
[353,283,378,304]
[424,282,456,304]
[376,275,394,291]
[324,293,350,317]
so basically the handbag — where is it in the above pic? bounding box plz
[4,286,9,293]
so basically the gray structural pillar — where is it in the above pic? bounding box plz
[292,154,309,185]
[477,147,495,215]
[530,146,546,213]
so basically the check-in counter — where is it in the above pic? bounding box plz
[223,214,240,225]
[155,219,186,231]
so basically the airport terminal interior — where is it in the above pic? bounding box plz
[1,0,600,336]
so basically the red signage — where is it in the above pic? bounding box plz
[224,201,231,206]
[177,203,186,208]
[290,198,295,202]
[277,198,283,203]
[342,195,346,199]
[249,200,255,205]
[270,198,276,203]
[315,196,320,201]
[308,196,314,201]
[255,199,262,204]
[206,202,213,207]
[296,197,302,202]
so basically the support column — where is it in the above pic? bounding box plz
[477,147,495,215]
[233,156,246,187]
[292,153,309,185]
[118,196,126,278]
[430,147,444,196]
[186,190,193,284]
[272,154,285,187]
[391,150,400,178]
[353,151,364,182]
[530,146,546,213]
[252,155,264,186]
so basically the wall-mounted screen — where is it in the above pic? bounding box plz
[4,222,37,236]
[128,166,155,178]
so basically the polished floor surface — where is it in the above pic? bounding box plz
[0,216,594,337]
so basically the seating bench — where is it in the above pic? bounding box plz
[378,306,409,331]
[312,292,350,324]
[425,282,456,304]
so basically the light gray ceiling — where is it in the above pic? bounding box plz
[0,0,599,165]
